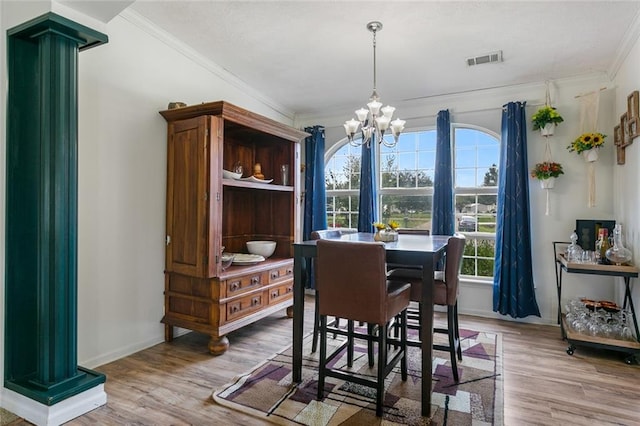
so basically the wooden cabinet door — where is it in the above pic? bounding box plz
[166,115,218,277]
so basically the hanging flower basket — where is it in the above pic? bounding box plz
[540,178,555,189]
[567,132,606,156]
[583,148,599,163]
[540,123,555,136]
[530,161,564,181]
[532,105,564,135]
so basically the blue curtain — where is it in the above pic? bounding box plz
[357,138,377,232]
[432,110,455,236]
[303,126,327,289]
[492,102,540,318]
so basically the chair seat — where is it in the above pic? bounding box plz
[387,268,447,305]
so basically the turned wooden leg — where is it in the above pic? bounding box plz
[208,335,229,355]
[286,305,294,318]
[164,324,174,342]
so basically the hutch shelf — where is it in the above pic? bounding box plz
[159,101,308,355]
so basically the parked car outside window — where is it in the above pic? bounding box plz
[458,215,477,232]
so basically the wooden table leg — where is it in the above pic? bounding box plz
[420,253,434,417]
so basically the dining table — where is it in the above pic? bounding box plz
[291,232,450,417]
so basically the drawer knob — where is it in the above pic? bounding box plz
[272,291,279,298]
[231,305,239,313]
[271,271,279,279]
[252,297,260,306]
[230,282,240,291]
[251,276,260,285]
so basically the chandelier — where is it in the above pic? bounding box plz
[344,21,405,148]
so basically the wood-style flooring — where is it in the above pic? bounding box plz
[7,296,640,425]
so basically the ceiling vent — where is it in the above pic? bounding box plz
[466,50,503,66]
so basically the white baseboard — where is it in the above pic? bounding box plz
[1,385,106,426]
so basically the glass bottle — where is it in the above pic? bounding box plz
[597,228,609,264]
[605,224,632,265]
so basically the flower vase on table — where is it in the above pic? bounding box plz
[373,221,400,242]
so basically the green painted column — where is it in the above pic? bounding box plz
[5,13,108,405]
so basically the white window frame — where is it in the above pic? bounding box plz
[324,124,499,280]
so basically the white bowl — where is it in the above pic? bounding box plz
[222,169,242,180]
[246,240,277,258]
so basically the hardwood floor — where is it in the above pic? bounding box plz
[8,295,640,425]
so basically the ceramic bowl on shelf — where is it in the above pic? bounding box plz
[222,169,242,180]
[246,240,276,258]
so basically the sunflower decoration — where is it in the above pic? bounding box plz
[387,220,400,231]
[373,222,387,231]
[567,132,606,154]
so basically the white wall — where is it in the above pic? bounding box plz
[612,25,640,320]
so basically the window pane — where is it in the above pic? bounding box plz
[381,194,433,231]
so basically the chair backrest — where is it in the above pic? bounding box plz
[316,239,388,324]
[397,228,430,235]
[310,229,342,240]
[443,233,466,305]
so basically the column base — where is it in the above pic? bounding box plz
[2,368,106,425]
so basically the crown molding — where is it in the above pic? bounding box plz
[119,9,295,123]
[608,8,640,80]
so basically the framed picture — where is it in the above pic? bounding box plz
[627,90,639,119]
[576,219,615,251]
[629,117,639,139]
[621,112,630,145]
[614,124,622,146]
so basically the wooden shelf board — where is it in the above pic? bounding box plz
[561,314,640,349]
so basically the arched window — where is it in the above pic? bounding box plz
[324,126,499,279]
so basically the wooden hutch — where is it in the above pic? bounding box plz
[159,101,307,354]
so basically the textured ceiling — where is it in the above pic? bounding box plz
[128,1,640,117]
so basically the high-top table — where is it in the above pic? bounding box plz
[292,232,450,417]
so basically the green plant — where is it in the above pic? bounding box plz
[531,105,564,130]
[567,132,606,154]
[530,161,564,180]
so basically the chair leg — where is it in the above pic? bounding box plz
[312,293,320,353]
[447,306,459,382]
[454,302,462,361]
[401,309,408,381]
[367,323,375,367]
[347,320,354,367]
[376,323,388,417]
[333,317,340,339]
[317,315,327,400]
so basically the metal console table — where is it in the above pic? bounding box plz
[554,243,640,364]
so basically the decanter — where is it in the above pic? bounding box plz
[605,224,632,265]
[566,230,582,262]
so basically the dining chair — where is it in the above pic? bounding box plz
[315,239,411,417]
[310,229,355,353]
[387,233,466,382]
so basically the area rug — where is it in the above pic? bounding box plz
[213,327,503,425]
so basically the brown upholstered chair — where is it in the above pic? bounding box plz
[387,233,466,381]
[316,239,411,417]
[310,229,348,353]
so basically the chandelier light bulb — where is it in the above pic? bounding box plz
[343,21,405,148]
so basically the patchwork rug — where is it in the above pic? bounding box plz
[213,327,503,425]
